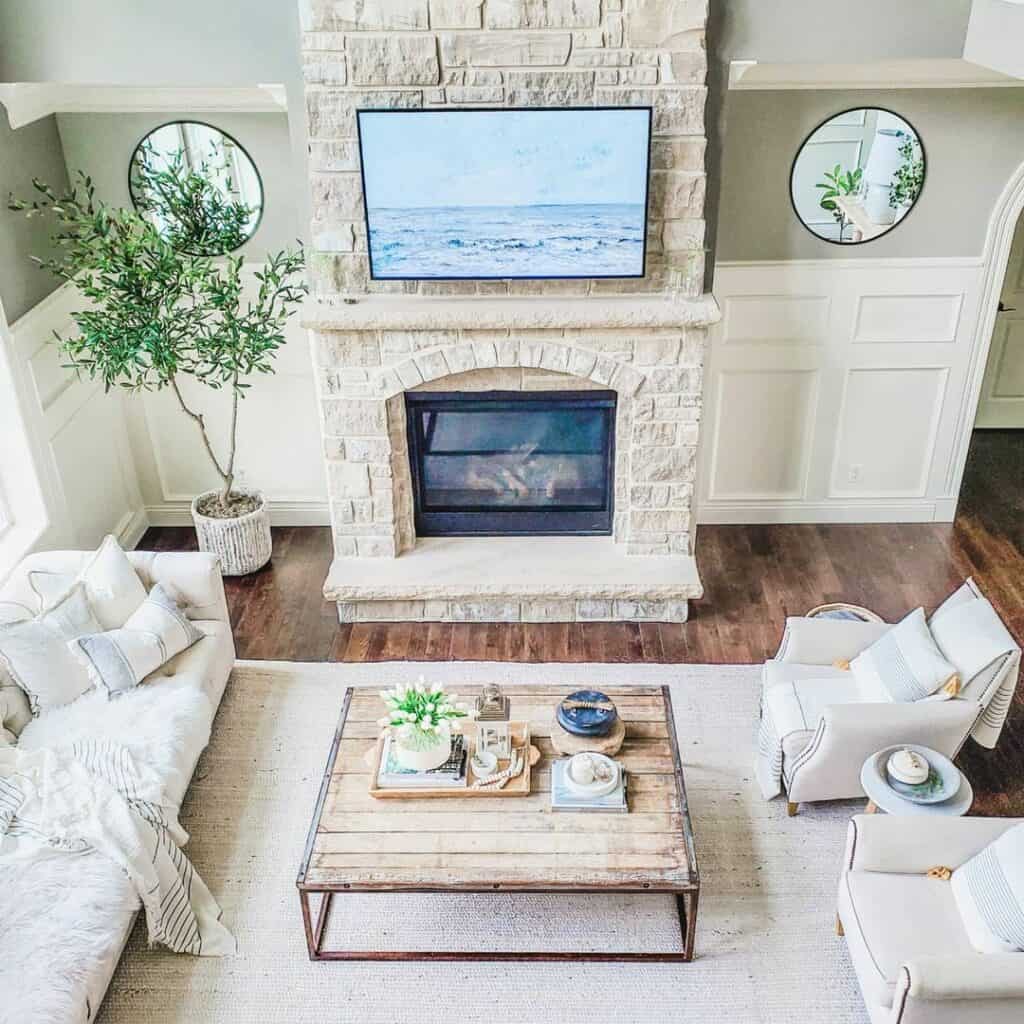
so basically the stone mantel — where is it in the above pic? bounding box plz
[302,293,722,333]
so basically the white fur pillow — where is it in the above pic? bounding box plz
[0,583,102,714]
[952,823,1024,953]
[29,534,146,630]
[71,583,202,697]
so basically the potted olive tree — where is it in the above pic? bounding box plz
[9,155,306,574]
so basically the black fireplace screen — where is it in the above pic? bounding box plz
[406,391,616,536]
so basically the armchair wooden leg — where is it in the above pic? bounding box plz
[835,913,844,937]
[787,801,799,817]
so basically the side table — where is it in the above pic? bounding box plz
[860,745,973,817]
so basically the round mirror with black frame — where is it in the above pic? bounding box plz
[790,108,925,245]
[128,120,264,255]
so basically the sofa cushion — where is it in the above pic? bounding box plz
[29,534,147,630]
[0,583,102,714]
[842,870,975,1008]
[19,622,228,807]
[952,823,1024,954]
[851,607,959,703]
[71,584,203,697]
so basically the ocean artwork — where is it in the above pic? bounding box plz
[357,108,651,280]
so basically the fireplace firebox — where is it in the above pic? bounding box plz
[405,391,616,537]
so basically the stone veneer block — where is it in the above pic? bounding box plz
[484,0,601,30]
[440,31,571,66]
[346,34,440,86]
[429,0,483,29]
[301,0,430,31]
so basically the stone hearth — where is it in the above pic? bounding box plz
[300,0,718,623]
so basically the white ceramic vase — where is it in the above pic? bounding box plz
[191,489,272,576]
[392,723,452,772]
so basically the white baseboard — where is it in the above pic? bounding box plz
[145,501,330,528]
[117,507,151,550]
[697,500,954,525]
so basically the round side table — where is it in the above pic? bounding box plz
[860,745,973,816]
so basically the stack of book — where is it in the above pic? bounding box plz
[376,734,468,790]
[551,758,628,813]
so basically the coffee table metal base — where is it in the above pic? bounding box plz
[298,887,698,962]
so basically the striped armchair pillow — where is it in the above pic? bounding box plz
[851,607,959,702]
[952,824,1024,953]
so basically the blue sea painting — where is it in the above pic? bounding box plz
[357,108,651,279]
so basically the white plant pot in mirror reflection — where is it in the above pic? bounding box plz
[863,128,904,225]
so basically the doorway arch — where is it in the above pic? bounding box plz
[947,158,1024,511]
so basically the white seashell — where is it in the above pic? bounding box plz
[568,753,596,785]
[888,748,930,785]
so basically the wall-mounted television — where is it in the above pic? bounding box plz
[356,107,652,281]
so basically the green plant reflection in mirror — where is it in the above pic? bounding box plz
[129,121,263,255]
[790,108,925,245]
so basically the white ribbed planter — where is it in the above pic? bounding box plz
[191,489,272,576]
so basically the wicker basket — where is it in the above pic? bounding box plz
[806,602,884,623]
[190,489,272,576]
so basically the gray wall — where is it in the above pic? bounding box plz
[704,0,975,278]
[0,0,308,238]
[715,87,1024,261]
[0,108,71,322]
[714,0,971,63]
[57,112,300,256]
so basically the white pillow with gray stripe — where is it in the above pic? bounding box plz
[0,583,102,713]
[850,606,959,702]
[952,823,1024,954]
[70,583,202,697]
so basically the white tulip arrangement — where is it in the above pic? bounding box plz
[378,678,470,751]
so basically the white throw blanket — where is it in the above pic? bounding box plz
[0,739,233,956]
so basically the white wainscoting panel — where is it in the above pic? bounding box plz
[853,294,964,344]
[830,367,949,497]
[7,286,147,553]
[709,369,817,500]
[699,259,985,523]
[722,295,831,344]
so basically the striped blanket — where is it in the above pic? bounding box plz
[0,740,233,956]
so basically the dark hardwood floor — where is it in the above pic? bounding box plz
[142,429,1024,813]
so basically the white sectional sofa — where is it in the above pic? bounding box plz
[0,549,234,1024]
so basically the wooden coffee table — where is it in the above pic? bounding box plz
[297,684,699,961]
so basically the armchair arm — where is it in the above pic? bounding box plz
[786,699,977,804]
[901,955,1024,1000]
[845,815,1021,873]
[775,616,890,665]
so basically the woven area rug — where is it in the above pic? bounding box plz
[97,660,868,1024]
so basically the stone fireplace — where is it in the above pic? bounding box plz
[300,0,720,624]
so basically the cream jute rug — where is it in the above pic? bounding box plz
[97,661,868,1024]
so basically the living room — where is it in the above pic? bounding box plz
[1,1,1023,1022]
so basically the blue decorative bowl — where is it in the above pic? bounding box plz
[557,690,617,737]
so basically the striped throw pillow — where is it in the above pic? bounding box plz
[952,824,1024,953]
[850,607,959,702]
[70,583,202,697]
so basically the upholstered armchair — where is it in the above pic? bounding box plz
[756,579,1020,813]
[838,814,1024,1024]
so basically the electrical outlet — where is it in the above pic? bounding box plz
[848,464,862,483]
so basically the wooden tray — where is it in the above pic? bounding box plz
[366,721,539,799]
